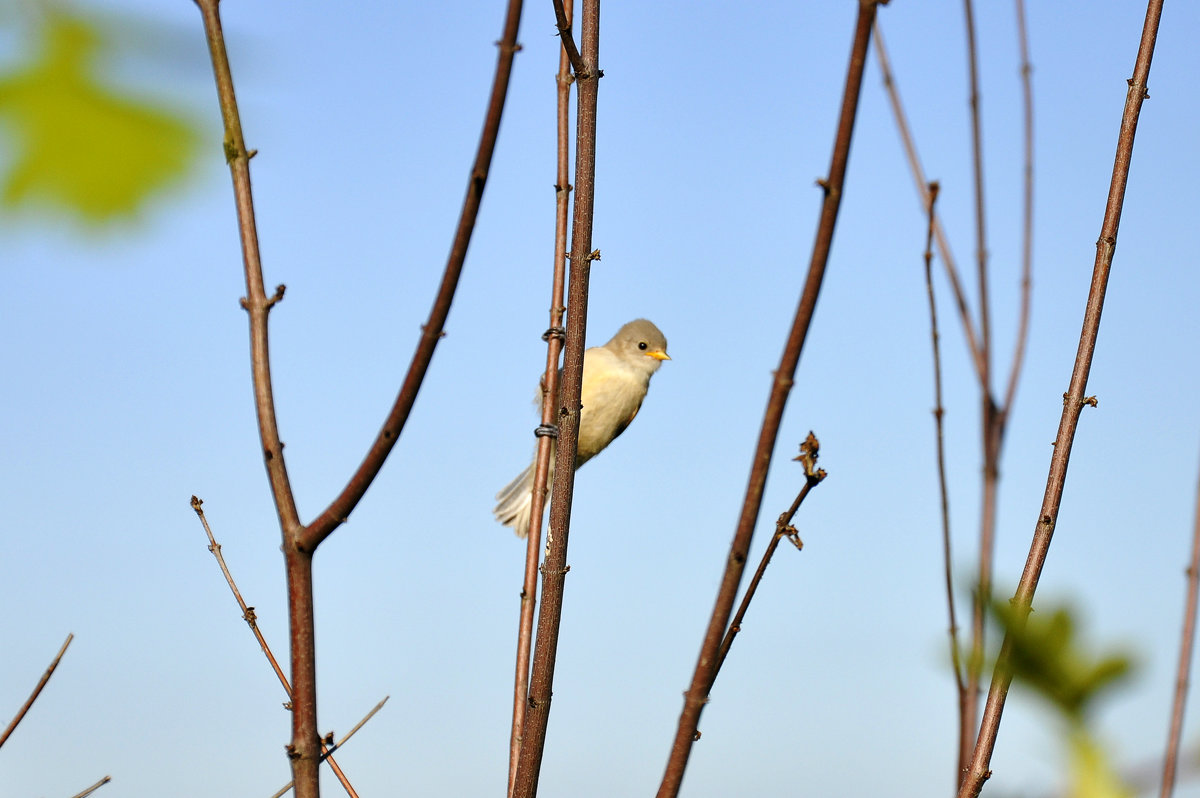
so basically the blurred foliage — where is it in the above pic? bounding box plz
[0,7,200,224]
[988,596,1136,798]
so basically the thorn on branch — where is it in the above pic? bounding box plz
[266,284,286,309]
[1083,395,1098,408]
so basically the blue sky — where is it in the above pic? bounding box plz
[3,1,1200,796]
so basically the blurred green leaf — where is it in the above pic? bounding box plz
[1067,729,1133,798]
[990,598,1133,720]
[0,12,199,222]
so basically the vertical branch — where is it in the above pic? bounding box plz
[656,5,884,797]
[924,182,969,780]
[1002,0,1035,418]
[0,633,73,749]
[508,1,573,792]
[957,2,1164,794]
[872,23,985,386]
[1159,452,1200,798]
[960,0,998,768]
[510,1,600,794]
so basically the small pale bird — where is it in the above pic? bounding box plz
[494,319,670,537]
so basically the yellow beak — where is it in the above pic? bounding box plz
[646,350,671,361]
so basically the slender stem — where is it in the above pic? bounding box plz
[957,3,1164,794]
[271,697,391,798]
[1002,0,1035,418]
[714,434,825,677]
[1159,453,1200,798]
[510,1,600,794]
[551,0,585,77]
[303,0,526,550]
[0,633,72,749]
[508,3,573,792]
[190,497,358,797]
[923,182,969,780]
[656,5,882,796]
[68,776,112,798]
[872,22,985,386]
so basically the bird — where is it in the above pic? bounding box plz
[494,318,670,537]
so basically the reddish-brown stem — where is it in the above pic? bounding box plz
[957,3,1164,794]
[551,0,585,77]
[303,0,525,550]
[1003,0,1035,419]
[714,435,825,678]
[271,697,390,798]
[656,5,882,796]
[510,1,600,794]
[872,22,985,386]
[1160,454,1200,798]
[68,776,112,798]
[190,497,357,796]
[195,0,524,792]
[0,633,72,749]
[923,182,969,781]
[508,3,573,792]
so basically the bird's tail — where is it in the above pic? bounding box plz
[494,462,550,538]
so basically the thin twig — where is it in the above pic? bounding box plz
[68,775,112,798]
[872,21,985,385]
[714,433,826,677]
[271,697,391,798]
[550,0,585,78]
[957,3,1165,794]
[190,497,360,798]
[1001,0,1035,419]
[509,1,600,794]
[1159,454,1200,798]
[923,181,968,783]
[508,3,573,792]
[656,5,884,796]
[0,633,73,749]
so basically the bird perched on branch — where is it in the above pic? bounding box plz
[494,318,670,537]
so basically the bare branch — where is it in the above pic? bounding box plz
[510,0,602,793]
[656,5,884,796]
[957,3,1165,794]
[1159,454,1200,798]
[190,497,360,798]
[0,633,73,750]
[303,0,526,550]
[872,21,985,384]
[507,2,574,793]
[271,697,391,798]
[714,433,826,677]
[551,0,585,77]
[68,775,112,798]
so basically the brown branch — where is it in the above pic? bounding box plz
[957,2,1165,794]
[510,0,601,793]
[923,182,970,781]
[0,633,72,749]
[1160,454,1200,798]
[68,775,112,798]
[271,697,391,798]
[714,433,825,677]
[303,0,525,550]
[872,21,985,385]
[1001,0,1035,419]
[656,4,884,796]
[190,497,360,798]
[508,2,573,792]
[551,0,585,78]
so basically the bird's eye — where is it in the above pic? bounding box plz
[638,341,648,350]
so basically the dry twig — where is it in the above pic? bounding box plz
[1159,454,1200,798]
[0,633,73,749]
[270,697,391,798]
[957,2,1165,794]
[656,4,885,795]
[68,775,112,798]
